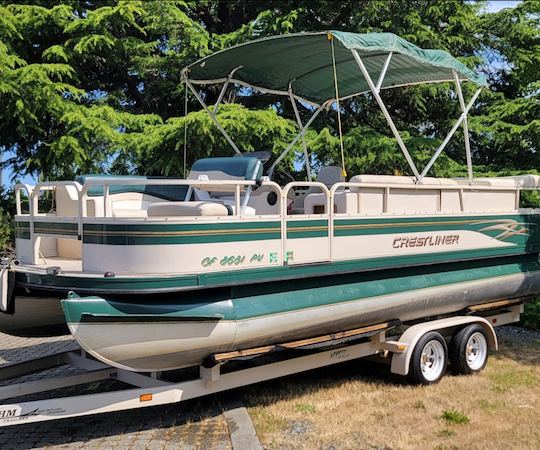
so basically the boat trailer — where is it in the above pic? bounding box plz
[0,302,523,427]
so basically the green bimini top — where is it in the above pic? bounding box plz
[185,31,487,105]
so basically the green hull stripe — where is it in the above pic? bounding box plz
[16,246,540,294]
[15,213,540,246]
[62,256,540,323]
[34,222,78,236]
[82,221,281,245]
[287,219,328,239]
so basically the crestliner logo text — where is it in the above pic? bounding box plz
[393,235,460,248]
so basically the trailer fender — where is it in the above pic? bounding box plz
[390,316,497,376]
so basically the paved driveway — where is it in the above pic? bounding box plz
[0,332,233,450]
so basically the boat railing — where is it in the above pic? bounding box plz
[16,178,283,221]
[283,182,331,261]
[17,178,526,221]
[79,178,282,218]
[17,179,527,222]
[14,183,34,215]
[12,177,533,267]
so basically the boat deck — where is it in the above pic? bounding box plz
[31,256,82,273]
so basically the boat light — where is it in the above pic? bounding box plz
[139,393,153,402]
[104,271,115,278]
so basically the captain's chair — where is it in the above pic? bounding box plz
[315,166,345,188]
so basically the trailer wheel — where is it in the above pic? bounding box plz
[408,331,447,385]
[449,324,489,375]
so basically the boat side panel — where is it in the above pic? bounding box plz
[13,213,540,279]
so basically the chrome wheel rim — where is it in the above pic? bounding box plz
[465,332,487,371]
[420,340,445,381]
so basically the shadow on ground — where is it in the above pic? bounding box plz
[0,393,234,450]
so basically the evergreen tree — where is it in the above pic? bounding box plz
[0,0,538,181]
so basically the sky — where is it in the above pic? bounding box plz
[486,1,519,12]
[1,1,521,187]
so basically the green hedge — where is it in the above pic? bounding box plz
[522,298,540,331]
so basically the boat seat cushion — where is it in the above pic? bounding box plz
[112,209,148,218]
[147,201,233,217]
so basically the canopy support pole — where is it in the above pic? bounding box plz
[418,88,481,181]
[289,87,312,180]
[453,70,474,183]
[185,79,242,156]
[351,49,421,179]
[183,78,189,177]
[268,104,325,179]
[213,66,242,114]
[375,52,393,93]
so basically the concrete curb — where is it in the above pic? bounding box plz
[222,397,263,450]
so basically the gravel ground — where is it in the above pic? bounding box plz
[496,324,540,345]
[0,332,235,449]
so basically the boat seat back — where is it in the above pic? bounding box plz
[316,166,345,188]
[55,185,102,259]
[453,177,520,213]
[187,157,262,194]
[350,175,462,214]
[304,174,522,215]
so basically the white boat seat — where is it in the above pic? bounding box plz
[147,201,232,217]
[112,209,148,218]
[304,174,522,215]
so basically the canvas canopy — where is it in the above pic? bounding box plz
[185,31,487,105]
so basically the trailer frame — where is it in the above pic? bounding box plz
[0,303,523,427]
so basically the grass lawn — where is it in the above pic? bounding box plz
[241,326,539,450]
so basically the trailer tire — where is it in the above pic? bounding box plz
[449,324,489,375]
[408,331,447,385]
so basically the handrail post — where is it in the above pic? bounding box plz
[235,185,241,216]
[328,184,333,261]
[103,184,110,217]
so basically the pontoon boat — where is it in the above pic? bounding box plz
[2,32,539,372]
